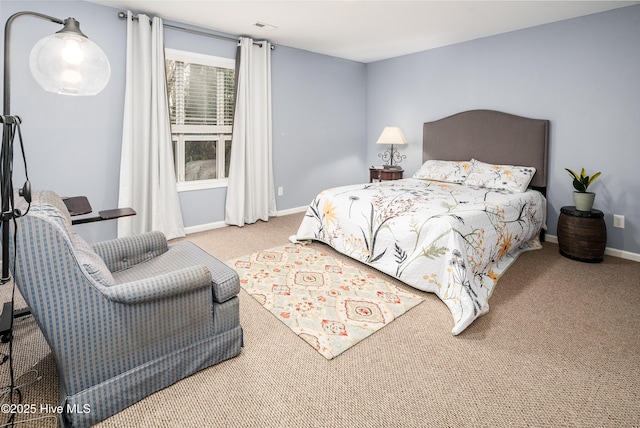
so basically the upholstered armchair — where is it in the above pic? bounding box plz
[9,190,243,427]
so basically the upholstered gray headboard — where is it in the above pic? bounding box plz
[423,110,549,190]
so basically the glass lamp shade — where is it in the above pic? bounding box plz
[29,22,111,96]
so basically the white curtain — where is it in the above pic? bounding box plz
[225,37,276,226]
[118,12,185,239]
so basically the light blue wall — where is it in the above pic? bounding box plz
[3,1,638,255]
[271,46,367,208]
[367,5,640,255]
[1,1,126,243]
[176,43,368,227]
[1,1,366,243]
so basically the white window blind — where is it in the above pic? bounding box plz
[167,62,234,127]
[165,49,235,191]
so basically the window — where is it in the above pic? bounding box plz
[165,49,235,191]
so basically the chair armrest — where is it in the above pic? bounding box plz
[92,231,168,273]
[100,265,211,304]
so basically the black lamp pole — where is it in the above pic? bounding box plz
[1,12,66,284]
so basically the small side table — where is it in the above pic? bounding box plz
[369,167,404,183]
[63,196,136,225]
[557,206,606,263]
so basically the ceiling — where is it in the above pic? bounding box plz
[89,1,639,63]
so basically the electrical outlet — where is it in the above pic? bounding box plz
[277,186,284,196]
[613,214,625,229]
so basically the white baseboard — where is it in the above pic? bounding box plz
[275,206,309,216]
[184,221,228,235]
[184,206,309,235]
[185,220,640,262]
[545,234,640,262]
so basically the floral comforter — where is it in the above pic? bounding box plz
[293,178,545,335]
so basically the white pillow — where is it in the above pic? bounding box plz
[465,159,536,193]
[413,160,473,184]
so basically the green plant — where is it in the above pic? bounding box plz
[565,168,601,193]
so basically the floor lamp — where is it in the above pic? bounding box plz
[0,11,110,423]
[1,11,110,337]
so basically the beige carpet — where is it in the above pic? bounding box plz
[1,212,639,427]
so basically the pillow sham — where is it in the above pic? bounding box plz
[465,159,536,193]
[413,160,473,184]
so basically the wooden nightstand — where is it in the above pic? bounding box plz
[557,206,607,263]
[369,167,404,183]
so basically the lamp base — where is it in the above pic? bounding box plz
[377,144,406,168]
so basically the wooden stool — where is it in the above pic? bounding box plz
[557,206,606,263]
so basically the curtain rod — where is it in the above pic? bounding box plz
[117,12,273,49]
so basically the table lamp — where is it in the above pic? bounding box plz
[376,126,407,169]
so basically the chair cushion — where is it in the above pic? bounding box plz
[71,233,116,286]
[112,241,240,303]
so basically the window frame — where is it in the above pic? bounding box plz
[165,48,235,192]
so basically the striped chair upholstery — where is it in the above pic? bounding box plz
[10,190,243,427]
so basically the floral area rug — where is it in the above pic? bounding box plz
[228,244,424,359]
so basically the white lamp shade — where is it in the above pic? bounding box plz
[29,30,111,96]
[376,126,408,145]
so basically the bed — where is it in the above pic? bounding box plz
[293,110,549,335]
